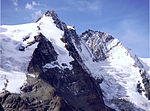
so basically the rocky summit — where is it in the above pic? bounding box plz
[0,10,150,111]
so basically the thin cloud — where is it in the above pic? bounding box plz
[66,0,101,11]
[12,0,18,6]
[32,10,42,20]
[32,1,37,6]
[120,19,146,44]
[118,19,149,57]
[76,0,99,11]
[25,3,33,10]
[25,1,42,21]
[25,1,39,10]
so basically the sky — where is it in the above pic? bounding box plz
[1,0,149,57]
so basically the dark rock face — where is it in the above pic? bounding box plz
[28,33,58,74]
[140,70,150,100]
[0,103,4,111]
[111,98,145,111]
[0,80,78,111]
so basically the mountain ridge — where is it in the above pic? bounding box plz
[0,10,150,111]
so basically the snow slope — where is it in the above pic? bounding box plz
[73,32,150,111]
[0,23,38,93]
[101,41,150,111]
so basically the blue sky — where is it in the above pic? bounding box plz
[1,0,149,57]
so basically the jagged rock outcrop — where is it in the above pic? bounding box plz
[140,70,150,99]
[80,30,113,61]
[0,80,78,111]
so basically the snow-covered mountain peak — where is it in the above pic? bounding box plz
[80,29,115,61]
[44,10,58,19]
[0,10,150,111]
[0,10,71,93]
[36,10,64,31]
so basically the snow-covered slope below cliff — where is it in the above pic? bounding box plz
[99,43,150,111]
[0,23,38,93]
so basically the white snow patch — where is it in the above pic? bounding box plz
[0,68,27,93]
[0,23,38,93]
[43,61,61,69]
[67,25,75,30]
[0,23,37,41]
[26,73,36,78]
